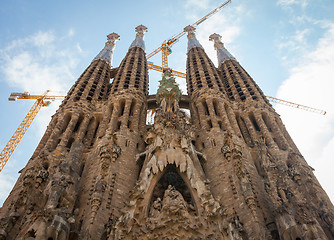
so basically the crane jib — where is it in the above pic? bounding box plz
[146,0,232,60]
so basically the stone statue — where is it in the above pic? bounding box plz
[44,162,76,212]
[161,185,189,217]
[149,197,162,218]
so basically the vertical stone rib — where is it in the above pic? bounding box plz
[206,99,219,128]
[255,113,276,148]
[137,104,146,131]
[84,117,97,145]
[109,102,121,132]
[243,112,259,141]
[235,112,253,146]
[77,117,91,141]
[224,104,242,136]
[44,112,71,151]
[231,61,262,101]
[65,33,119,104]
[216,101,233,132]
[267,115,289,150]
[130,102,142,132]
[120,99,132,129]
[190,103,201,129]
[196,102,209,130]
[58,114,79,148]
[97,103,114,138]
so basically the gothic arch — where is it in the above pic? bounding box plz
[141,163,202,217]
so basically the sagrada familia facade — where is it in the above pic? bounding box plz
[0,24,333,239]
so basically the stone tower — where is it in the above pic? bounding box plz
[0,24,333,240]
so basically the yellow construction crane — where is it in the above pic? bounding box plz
[0,87,325,174]
[147,0,232,69]
[0,91,65,173]
[266,96,326,115]
[144,0,326,116]
[145,68,326,115]
[0,0,325,174]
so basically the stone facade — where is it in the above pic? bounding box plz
[0,25,333,240]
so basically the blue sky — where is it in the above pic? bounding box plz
[1,0,334,205]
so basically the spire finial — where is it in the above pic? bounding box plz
[106,32,120,46]
[184,25,203,51]
[184,25,196,34]
[209,33,235,64]
[130,25,147,50]
[94,32,120,66]
[209,33,223,47]
[135,25,148,36]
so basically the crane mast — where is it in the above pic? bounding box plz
[0,0,326,174]
[144,66,326,115]
[0,87,325,174]
[0,91,64,173]
[146,0,232,67]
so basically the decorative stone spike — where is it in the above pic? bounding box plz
[184,25,204,51]
[129,24,147,50]
[94,32,120,66]
[209,33,235,64]
[1,25,334,240]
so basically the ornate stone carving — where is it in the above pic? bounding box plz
[90,178,106,224]
[111,70,230,239]
[44,162,77,212]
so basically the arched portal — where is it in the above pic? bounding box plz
[147,164,197,217]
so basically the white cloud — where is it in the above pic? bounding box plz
[277,0,308,9]
[0,30,83,137]
[276,23,334,202]
[76,43,83,53]
[68,28,75,37]
[32,31,55,47]
[164,0,243,92]
[183,1,245,67]
[176,0,243,91]
[0,30,84,205]
[196,5,245,66]
[279,28,310,48]
[185,0,210,10]
[278,28,311,62]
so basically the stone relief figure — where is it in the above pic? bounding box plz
[148,185,193,220]
[113,69,225,239]
[99,134,121,163]
[228,215,247,240]
[149,197,162,218]
[22,167,35,188]
[90,178,106,224]
[110,134,121,162]
[44,162,77,212]
[161,185,190,218]
[35,169,49,188]
[98,134,121,179]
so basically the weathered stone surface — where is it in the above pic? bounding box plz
[0,28,333,240]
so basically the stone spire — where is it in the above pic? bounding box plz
[184,25,204,52]
[129,24,148,50]
[209,33,235,64]
[94,32,120,66]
